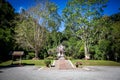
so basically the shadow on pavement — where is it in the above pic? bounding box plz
[0,63,35,69]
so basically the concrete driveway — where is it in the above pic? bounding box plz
[0,66,120,80]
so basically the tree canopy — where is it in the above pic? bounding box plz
[0,0,16,61]
[14,0,61,59]
[0,0,120,61]
[62,0,108,59]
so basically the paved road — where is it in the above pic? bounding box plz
[0,66,120,80]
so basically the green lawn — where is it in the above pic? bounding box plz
[0,60,12,67]
[71,60,120,66]
[21,60,46,66]
[0,60,53,67]
[1,59,120,67]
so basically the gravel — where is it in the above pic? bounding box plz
[0,66,120,80]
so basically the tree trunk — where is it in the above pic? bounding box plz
[84,41,90,60]
[32,50,39,60]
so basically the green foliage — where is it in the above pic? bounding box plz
[93,39,110,60]
[14,1,61,59]
[110,16,120,61]
[0,0,16,61]
[71,60,120,66]
[0,60,46,67]
[94,46,104,60]
[98,39,110,52]
[47,48,57,59]
[62,0,108,59]
[48,47,56,54]
[15,16,47,58]
[0,0,120,62]
[72,51,84,59]
[62,36,85,59]
[46,56,54,60]
[44,59,51,67]
[26,52,35,59]
[17,1,120,62]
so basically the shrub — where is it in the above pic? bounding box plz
[26,52,35,59]
[64,56,73,60]
[75,62,82,68]
[72,51,84,59]
[46,56,54,60]
[44,60,51,67]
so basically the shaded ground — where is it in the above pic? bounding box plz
[0,66,120,80]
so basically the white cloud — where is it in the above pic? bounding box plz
[17,6,26,13]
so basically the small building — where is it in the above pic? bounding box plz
[11,51,24,65]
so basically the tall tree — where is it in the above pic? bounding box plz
[110,13,120,61]
[0,0,15,61]
[89,16,111,60]
[15,17,47,59]
[62,0,107,59]
[14,0,61,59]
[94,13,120,61]
[47,2,61,47]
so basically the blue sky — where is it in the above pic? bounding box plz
[7,0,120,15]
[7,0,68,14]
[104,0,120,15]
[7,0,120,31]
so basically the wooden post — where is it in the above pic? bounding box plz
[19,56,22,65]
[11,55,13,65]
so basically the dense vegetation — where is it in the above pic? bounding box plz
[0,0,16,61]
[0,0,120,62]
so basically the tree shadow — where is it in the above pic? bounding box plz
[0,63,35,69]
[0,71,3,73]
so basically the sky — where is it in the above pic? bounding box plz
[7,0,120,15]
[6,0,68,14]
[7,0,120,31]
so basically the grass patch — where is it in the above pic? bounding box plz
[71,60,120,66]
[20,60,46,66]
[0,60,53,67]
[0,60,12,67]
